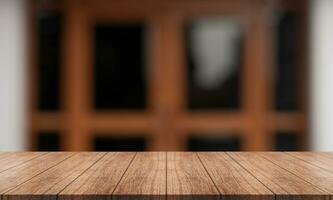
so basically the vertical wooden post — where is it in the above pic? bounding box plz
[63,1,90,151]
[149,15,185,151]
[243,0,272,151]
[148,16,166,150]
[163,15,186,151]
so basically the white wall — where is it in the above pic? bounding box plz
[310,0,333,151]
[0,0,26,151]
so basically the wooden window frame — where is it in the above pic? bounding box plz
[28,0,308,151]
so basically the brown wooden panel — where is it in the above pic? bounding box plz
[197,152,273,200]
[112,152,166,200]
[59,152,135,200]
[3,152,105,200]
[259,152,333,194]
[228,152,329,200]
[0,153,74,194]
[167,152,219,200]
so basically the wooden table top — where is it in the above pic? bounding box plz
[0,152,332,200]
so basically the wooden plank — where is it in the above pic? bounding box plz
[0,152,74,195]
[197,152,273,200]
[0,152,45,173]
[3,152,105,200]
[286,152,333,173]
[112,152,166,200]
[228,152,329,200]
[1,152,333,200]
[258,152,333,194]
[59,152,135,200]
[167,152,219,200]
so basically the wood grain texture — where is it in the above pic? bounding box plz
[0,152,45,173]
[197,152,273,200]
[167,152,219,200]
[59,152,135,200]
[286,152,333,173]
[0,152,74,194]
[228,152,329,200]
[112,152,166,200]
[258,152,333,193]
[3,152,105,200]
[0,152,332,200]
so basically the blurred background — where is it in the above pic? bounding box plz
[0,0,332,151]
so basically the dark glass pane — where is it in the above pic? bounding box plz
[275,12,299,111]
[185,18,243,110]
[94,25,146,110]
[275,132,299,151]
[188,134,241,151]
[94,136,146,151]
[37,132,60,151]
[37,12,62,110]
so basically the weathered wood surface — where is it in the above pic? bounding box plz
[0,152,332,200]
